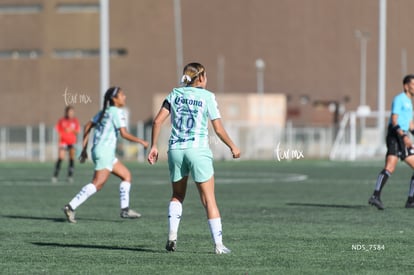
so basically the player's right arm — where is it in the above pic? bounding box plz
[79,121,94,163]
[119,128,149,148]
[148,105,170,164]
[55,119,63,134]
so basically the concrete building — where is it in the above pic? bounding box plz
[1,0,414,127]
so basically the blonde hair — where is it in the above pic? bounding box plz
[181,62,205,86]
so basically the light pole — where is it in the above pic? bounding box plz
[355,30,370,108]
[255,58,265,95]
[355,30,370,134]
[377,0,387,150]
[217,55,225,93]
[255,59,266,159]
[255,59,266,122]
[401,48,407,76]
[100,0,109,108]
[173,0,184,84]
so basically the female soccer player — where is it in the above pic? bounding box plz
[52,106,80,183]
[63,87,149,223]
[148,62,241,254]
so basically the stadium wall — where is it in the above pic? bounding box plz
[1,0,414,130]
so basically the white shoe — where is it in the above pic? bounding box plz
[215,244,231,254]
[51,177,58,183]
[120,208,141,219]
[63,205,76,223]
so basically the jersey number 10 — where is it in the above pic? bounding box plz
[176,116,195,134]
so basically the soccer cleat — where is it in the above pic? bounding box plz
[120,208,141,219]
[368,196,384,210]
[165,240,177,252]
[405,200,414,208]
[51,177,58,183]
[63,205,76,223]
[215,244,231,254]
[67,177,74,183]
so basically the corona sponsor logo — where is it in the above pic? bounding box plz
[174,96,203,107]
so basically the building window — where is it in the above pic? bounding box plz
[112,48,128,57]
[0,50,42,59]
[53,49,128,58]
[56,3,99,13]
[53,49,99,58]
[0,4,42,14]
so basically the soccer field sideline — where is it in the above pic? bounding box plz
[1,160,414,274]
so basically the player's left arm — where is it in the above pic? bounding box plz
[119,127,149,148]
[113,108,149,148]
[391,114,412,147]
[73,118,81,135]
[211,119,240,158]
[207,94,240,158]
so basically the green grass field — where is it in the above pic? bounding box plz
[1,159,414,274]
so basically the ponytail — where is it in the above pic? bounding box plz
[95,97,110,127]
[93,86,121,128]
[181,74,192,85]
[81,86,121,154]
[181,62,205,86]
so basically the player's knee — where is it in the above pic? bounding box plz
[384,162,396,174]
[122,171,132,182]
[94,182,104,191]
[384,167,394,174]
[92,177,107,191]
[172,194,185,203]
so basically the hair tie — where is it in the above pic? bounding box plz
[111,87,119,98]
[181,75,192,84]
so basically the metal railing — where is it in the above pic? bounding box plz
[0,122,336,162]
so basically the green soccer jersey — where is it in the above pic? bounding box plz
[165,86,221,149]
[91,106,127,152]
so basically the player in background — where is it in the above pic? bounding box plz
[63,87,149,223]
[148,62,241,254]
[369,74,414,209]
[52,106,80,183]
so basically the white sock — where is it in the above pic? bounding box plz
[120,181,131,209]
[409,177,414,197]
[168,201,182,241]
[208,218,223,245]
[69,183,97,210]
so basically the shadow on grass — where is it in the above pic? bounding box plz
[2,215,124,223]
[0,178,51,182]
[3,215,66,222]
[286,203,366,209]
[31,242,159,253]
